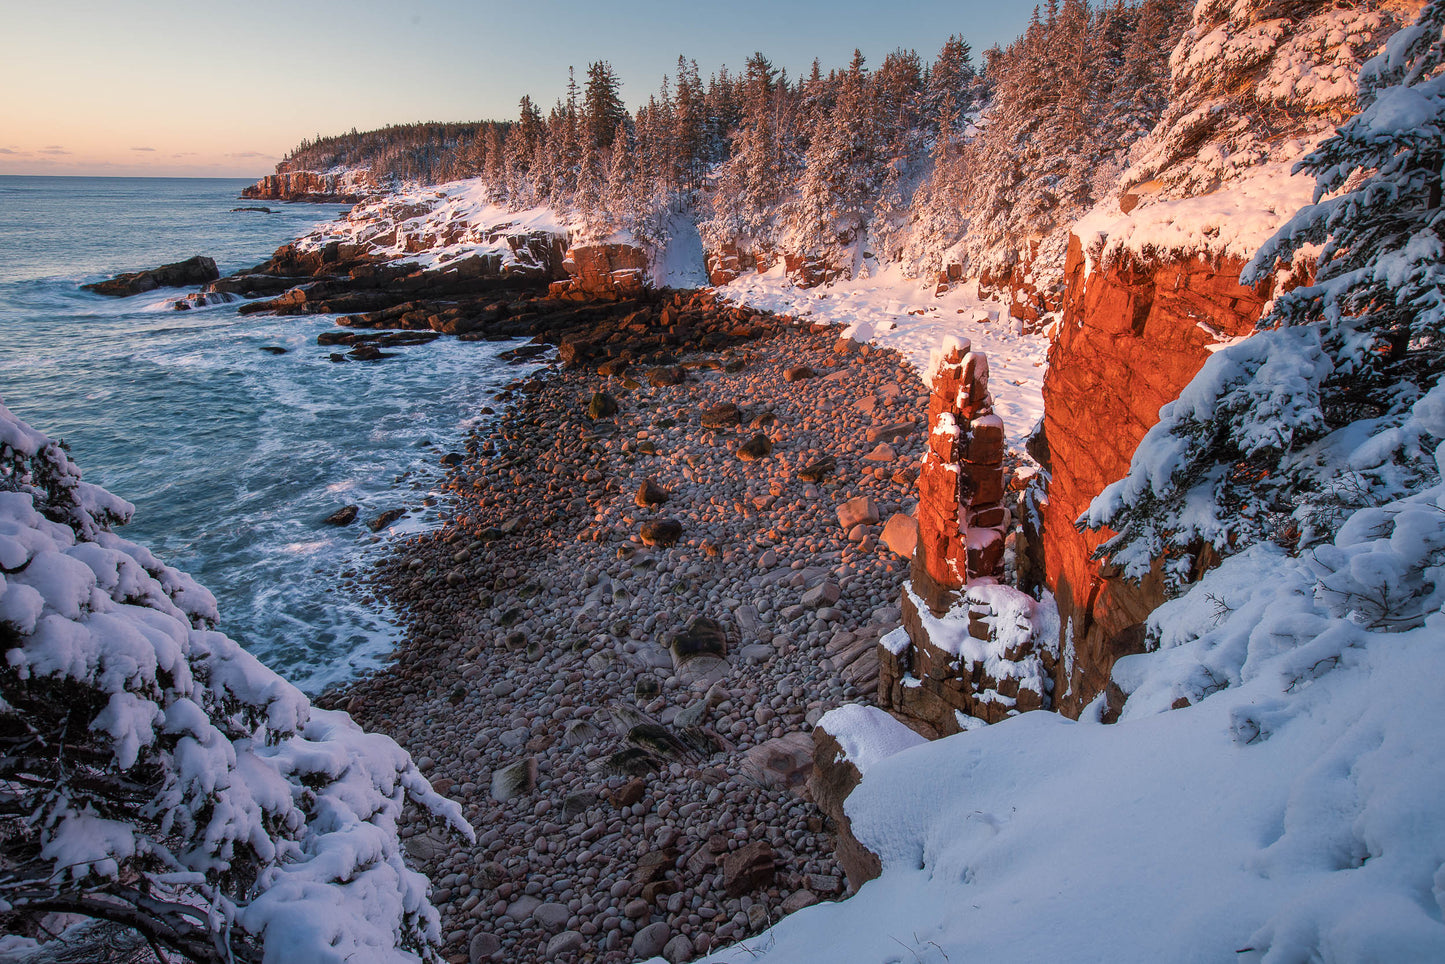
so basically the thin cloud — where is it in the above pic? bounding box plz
[227,151,270,159]
[172,151,197,157]
[130,146,156,152]
[39,147,71,155]
[0,148,22,155]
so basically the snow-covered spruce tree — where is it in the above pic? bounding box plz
[0,402,471,962]
[1086,0,1445,588]
[1122,0,1399,199]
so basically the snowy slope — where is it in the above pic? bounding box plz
[666,480,1445,962]
[719,262,1049,451]
[295,177,575,271]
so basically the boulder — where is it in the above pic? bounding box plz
[700,401,743,429]
[668,616,728,666]
[737,433,773,461]
[781,890,820,914]
[836,496,879,529]
[663,934,695,963]
[739,731,814,795]
[82,255,219,296]
[881,513,918,559]
[544,931,584,960]
[722,841,776,896]
[632,922,672,960]
[640,518,683,547]
[646,366,686,388]
[490,757,537,802]
[808,725,881,891]
[866,421,919,444]
[587,391,619,419]
[324,505,359,527]
[798,456,837,483]
[863,442,896,461]
[635,478,670,507]
[368,508,405,532]
[802,581,841,608]
[468,932,502,963]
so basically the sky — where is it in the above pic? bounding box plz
[1,0,1037,179]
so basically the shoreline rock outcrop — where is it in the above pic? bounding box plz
[80,255,219,297]
[241,169,382,203]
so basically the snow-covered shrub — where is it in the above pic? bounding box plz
[0,401,470,962]
[1089,0,1445,583]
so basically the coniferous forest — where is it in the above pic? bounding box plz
[274,0,1193,291]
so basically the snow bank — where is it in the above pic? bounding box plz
[691,458,1445,962]
[718,262,1048,451]
[816,704,925,775]
[0,400,470,962]
[296,177,575,272]
[1074,158,1318,277]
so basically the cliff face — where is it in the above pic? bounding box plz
[241,170,382,203]
[1038,236,1271,718]
[550,242,650,299]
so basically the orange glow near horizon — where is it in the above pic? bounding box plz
[3,0,1031,179]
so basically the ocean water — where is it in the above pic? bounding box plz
[0,176,530,691]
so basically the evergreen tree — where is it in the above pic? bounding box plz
[0,405,470,963]
[1123,0,1399,198]
[1088,0,1445,584]
[584,61,627,150]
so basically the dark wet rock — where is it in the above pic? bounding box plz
[368,508,405,532]
[700,402,742,429]
[635,478,669,507]
[639,518,683,547]
[645,366,685,388]
[260,345,288,355]
[586,391,619,419]
[798,455,837,483]
[737,433,773,461]
[348,345,398,361]
[668,616,729,665]
[499,343,549,362]
[83,255,219,297]
[324,505,359,527]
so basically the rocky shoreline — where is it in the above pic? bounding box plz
[320,297,931,964]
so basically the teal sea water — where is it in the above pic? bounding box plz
[0,176,525,690]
